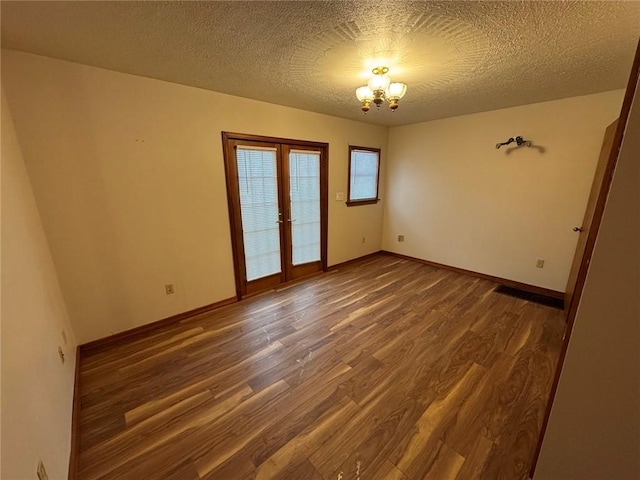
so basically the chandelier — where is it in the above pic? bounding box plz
[355,67,408,113]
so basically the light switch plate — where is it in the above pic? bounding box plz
[336,192,344,201]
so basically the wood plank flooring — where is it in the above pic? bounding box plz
[77,255,565,480]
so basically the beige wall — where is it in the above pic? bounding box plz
[1,50,387,344]
[382,91,624,291]
[1,88,78,480]
[534,79,640,479]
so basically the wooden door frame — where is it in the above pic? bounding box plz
[530,39,640,478]
[221,131,329,300]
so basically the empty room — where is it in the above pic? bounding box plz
[1,1,639,480]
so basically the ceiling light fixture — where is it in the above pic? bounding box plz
[355,67,407,113]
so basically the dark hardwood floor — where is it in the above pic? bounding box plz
[78,255,565,480]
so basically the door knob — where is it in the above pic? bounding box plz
[573,227,584,232]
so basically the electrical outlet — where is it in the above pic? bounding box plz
[398,235,405,242]
[536,259,545,268]
[57,346,65,365]
[37,460,49,480]
[165,284,175,295]
[61,329,67,345]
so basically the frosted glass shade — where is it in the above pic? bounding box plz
[356,86,374,101]
[387,82,407,100]
[368,73,390,92]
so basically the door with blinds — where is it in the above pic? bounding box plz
[222,133,328,298]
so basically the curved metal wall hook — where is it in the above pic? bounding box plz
[496,135,533,149]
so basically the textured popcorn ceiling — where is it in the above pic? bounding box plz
[1,1,639,126]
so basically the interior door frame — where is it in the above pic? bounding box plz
[530,38,640,478]
[221,132,329,299]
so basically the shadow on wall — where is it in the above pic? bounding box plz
[505,143,546,154]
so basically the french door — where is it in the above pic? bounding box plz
[222,132,328,298]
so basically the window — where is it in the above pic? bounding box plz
[347,146,380,206]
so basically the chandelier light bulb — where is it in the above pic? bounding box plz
[367,73,390,93]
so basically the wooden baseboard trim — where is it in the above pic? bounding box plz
[68,346,81,480]
[381,250,564,300]
[79,296,238,355]
[327,251,383,271]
